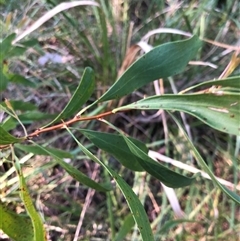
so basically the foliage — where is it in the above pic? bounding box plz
[0,0,239,240]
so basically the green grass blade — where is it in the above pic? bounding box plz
[158,219,199,235]
[43,67,95,127]
[26,142,112,192]
[169,112,240,204]
[114,213,135,241]
[114,93,240,135]
[0,202,34,241]
[65,127,155,241]
[97,35,201,102]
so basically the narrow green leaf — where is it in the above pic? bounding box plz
[80,129,145,171]
[114,93,240,135]
[66,127,155,241]
[99,120,195,188]
[18,111,57,122]
[182,76,240,93]
[97,35,201,102]
[26,142,112,192]
[0,126,24,145]
[122,134,195,188]
[169,113,240,204]
[44,67,95,127]
[0,202,34,241]
[15,161,47,241]
[15,144,73,159]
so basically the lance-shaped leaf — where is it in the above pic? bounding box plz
[20,143,112,192]
[181,76,240,93]
[81,123,195,188]
[0,126,24,145]
[15,144,73,159]
[43,67,95,127]
[80,130,145,171]
[169,113,240,204]
[114,93,240,135]
[65,127,155,241]
[0,202,34,241]
[18,170,47,241]
[13,155,46,241]
[122,134,195,188]
[97,35,201,102]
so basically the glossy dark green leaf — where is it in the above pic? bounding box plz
[114,93,240,135]
[0,126,24,145]
[80,130,145,171]
[66,128,155,241]
[0,202,34,241]
[122,135,195,188]
[25,142,112,192]
[44,67,95,127]
[170,113,240,204]
[97,35,201,102]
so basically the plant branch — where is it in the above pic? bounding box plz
[27,109,126,138]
